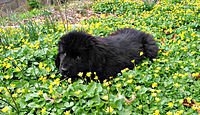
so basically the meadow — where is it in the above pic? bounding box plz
[0,0,200,114]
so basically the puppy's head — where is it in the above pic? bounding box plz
[55,31,104,78]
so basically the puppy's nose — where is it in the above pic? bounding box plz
[61,67,68,72]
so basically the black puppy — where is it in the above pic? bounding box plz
[55,28,159,81]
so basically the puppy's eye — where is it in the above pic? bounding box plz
[70,52,79,58]
[76,56,81,60]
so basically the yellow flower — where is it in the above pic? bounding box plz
[48,89,53,94]
[53,78,59,85]
[67,78,71,84]
[4,75,11,79]
[151,93,157,97]
[78,72,83,77]
[38,90,43,95]
[39,62,44,70]
[191,51,196,54]
[192,105,197,110]
[105,106,114,113]
[173,75,177,79]
[150,89,156,92]
[154,70,159,73]
[122,78,126,81]
[156,90,161,93]
[177,110,184,114]
[64,111,70,115]
[140,52,144,56]
[39,76,43,81]
[86,72,92,77]
[136,66,141,69]
[52,95,56,99]
[48,85,53,89]
[192,73,199,77]
[103,82,109,86]
[6,63,11,68]
[74,90,81,95]
[131,59,135,63]
[16,67,21,71]
[121,69,126,73]
[94,76,98,80]
[178,61,183,64]
[174,83,181,87]
[186,97,192,102]
[135,86,141,90]
[165,67,170,71]
[41,107,46,114]
[128,74,133,78]
[102,95,108,100]
[50,74,55,78]
[103,79,107,83]
[42,77,47,83]
[180,66,184,69]
[12,93,17,98]
[168,102,173,107]
[10,84,16,88]
[155,97,160,102]
[115,83,121,88]
[166,111,172,115]
[154,110,160,115]
[152,82,158,88]
[127,79,133,83]
[46,67,51,72]
[179,99,183,104]
[153,59,157,61]
[5,91,9,95]
[115,78,120,81]
[154,74,159,77]
[43,63,47,67]
[1,106,9,112]
[138,105,143,109]
[17,88,21,93]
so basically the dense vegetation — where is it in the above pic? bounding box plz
[0,0,199,114]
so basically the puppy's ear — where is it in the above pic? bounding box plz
[87,39,111,70]
[55,53,60,68]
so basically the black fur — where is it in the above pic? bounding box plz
[55,28,159,81]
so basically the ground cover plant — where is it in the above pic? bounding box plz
[0,0,200,114]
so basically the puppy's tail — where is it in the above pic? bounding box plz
[142,33,159,61]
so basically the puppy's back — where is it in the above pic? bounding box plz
[105,28,159,60]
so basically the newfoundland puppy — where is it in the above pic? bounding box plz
[55,28,159,81]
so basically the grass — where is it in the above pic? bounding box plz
[0,0,200,114]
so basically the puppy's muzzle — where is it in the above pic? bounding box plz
[60,67,69,75]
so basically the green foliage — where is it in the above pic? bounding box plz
[27,0,41,9]
[0,0,200,114]
[92,0,158,15]
[142,0,158,11]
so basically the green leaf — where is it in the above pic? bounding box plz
[64,102,74,108]
[96,84,103,93]
[27,102,41,108]
[25,93,38,101]
[87,100,94,107]
[18,98,27,108]
[85,82,96,98]
[116,100,123,110]
[118,108,132,115]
